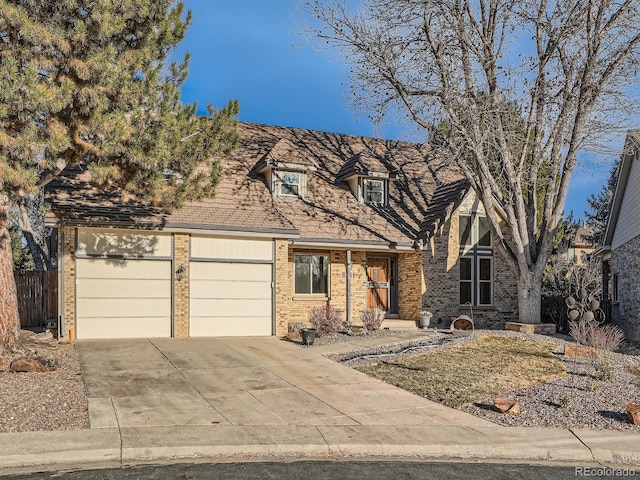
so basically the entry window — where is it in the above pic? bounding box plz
[459,256,493,306]
[459,214,492,249]
[294,254,329,295]
[363,179,385,204]
[459,213,493,306]
[275,171,301,197]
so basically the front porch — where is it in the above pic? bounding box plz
[275,243,425,337]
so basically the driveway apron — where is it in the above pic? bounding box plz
[76,337,492,429]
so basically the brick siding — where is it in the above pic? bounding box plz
[173,233,190,337]
[275,247,423,334]
[610,233,640,341]
[422,211,518,329]
[62,226,76,340]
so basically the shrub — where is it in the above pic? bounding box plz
[569,318,624,381]
[308,305,343,337]
[360,309,384,331]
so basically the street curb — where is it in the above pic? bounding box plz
[0,428,120,472]
[1,425,638,475]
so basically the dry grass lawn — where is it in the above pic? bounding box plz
[356,336,566,407]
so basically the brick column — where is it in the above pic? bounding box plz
[62,226,76,340]
[173,233,190,337]
[274,238,290,336]
[398,250,424,321]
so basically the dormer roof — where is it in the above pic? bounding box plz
[253,138,317,174]
[336,152,398,182]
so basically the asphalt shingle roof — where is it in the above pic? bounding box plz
[46,122,468,246]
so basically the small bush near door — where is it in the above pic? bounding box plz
[308,305,343,337]
[361,309,384,331]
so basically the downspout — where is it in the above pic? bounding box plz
[346,250,352,327]
[58,224,65,339]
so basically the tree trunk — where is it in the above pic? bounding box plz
[517,272,543,324]
[17,202,51,271]
[0,199,20,350]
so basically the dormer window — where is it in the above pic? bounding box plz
[363,179,385,204]
[276,171,300,196]
[337,152,395,206]
[253,139,316,199]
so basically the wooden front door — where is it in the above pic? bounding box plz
[366,258,389,311]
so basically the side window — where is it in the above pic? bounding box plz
[294,254,329,295]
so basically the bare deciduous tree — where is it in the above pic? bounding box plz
[300,0,640,323]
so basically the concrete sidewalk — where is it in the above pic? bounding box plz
[0,332,639,475]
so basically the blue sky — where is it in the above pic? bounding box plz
[173,0,619,221]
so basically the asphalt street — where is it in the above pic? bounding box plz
[2,460,618,480]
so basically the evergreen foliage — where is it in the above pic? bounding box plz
[585,161,621,245]
[0,0,239,208]
[0,0,239,348]
[9,225,33,271]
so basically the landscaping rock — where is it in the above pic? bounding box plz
[286,331,301,342]
[10,357,53,373]
[505,322,556,334]
[627,404,640,425]
[493,397,521,415]
[564,344,599,357]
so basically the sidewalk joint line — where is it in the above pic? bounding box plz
[314,425,330,447]
[110,397,124,468]
[247,390,288,424]
[568,428,599,464]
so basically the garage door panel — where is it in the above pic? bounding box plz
[77,317,171,339]
[190,280,271,299]
[76,257,171,339]
[191,298,271,317]
[77,278,171,299]
[190,317,272,337]
[77,298,171,318]
[191,236,272,261]
[190,262,271,282]
[77,228,172,257]
[189,258,273,337]
[77,258,171,280]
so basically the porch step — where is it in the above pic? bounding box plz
[382,319,419,330]
[385,314,400,319]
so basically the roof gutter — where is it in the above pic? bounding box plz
[290,238,415,251]
[44,216,299,238]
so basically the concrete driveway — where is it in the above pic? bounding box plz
[76,336,491,429]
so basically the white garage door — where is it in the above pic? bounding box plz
[75,228,172,339]
[190,236,273,336]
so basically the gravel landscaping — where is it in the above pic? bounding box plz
[0,330,89,433]
[1,327,639,433]
[327,329,640,431]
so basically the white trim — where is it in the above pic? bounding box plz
[190,257,273,264]
[44,222,298,239]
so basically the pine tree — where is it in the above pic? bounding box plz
[585,161,621,245]
[0,1,239,348]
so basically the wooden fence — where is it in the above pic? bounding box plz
[13,270,58,328]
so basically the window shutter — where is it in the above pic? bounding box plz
[300,172,307,198]
[272,171,279,198]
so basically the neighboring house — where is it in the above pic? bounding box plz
[45,122,518,340]
[598,130,640,342]
[561,224,595,266]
